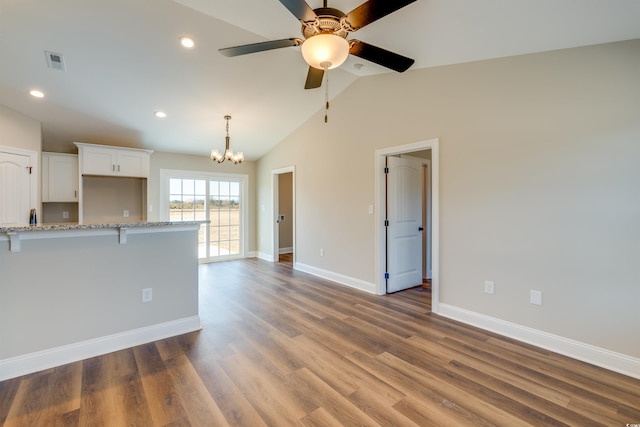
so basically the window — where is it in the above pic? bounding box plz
[161,170,247,262]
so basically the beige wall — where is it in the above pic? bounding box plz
[256,40,640,358]
[0,104,41,152]
[83,176,146,223]
[0,228,199,360]
[0,104,42,214]
[148,151,258,253]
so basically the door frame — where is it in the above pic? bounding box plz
[374,139,440,312]
[272,166,296,264]
[423,159,432,280]
[0,145,39,221]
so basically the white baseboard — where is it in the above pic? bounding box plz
[294,262,376,294]
[0,315,201,382]
[258,252,275,262]
[438,304,640,380]
[246,250,258,258]
[278,247,293,254]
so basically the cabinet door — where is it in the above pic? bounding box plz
[43,153,78,202]
[48,154,78,202]
[76,143,151,178]
[116,150,148,177]
[83,147,117,175]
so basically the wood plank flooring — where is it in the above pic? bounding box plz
[2,257,639,426]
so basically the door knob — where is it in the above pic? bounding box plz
[418,227,424,231]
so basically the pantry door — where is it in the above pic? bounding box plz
[0,149,33,225]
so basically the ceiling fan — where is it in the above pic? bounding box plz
[219,0,417,89]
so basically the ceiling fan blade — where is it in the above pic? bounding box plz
[278,0,318,23]
[344,0,417,31]
[219,38,301,57]
[349,40,414,72]
[304,66,324,89]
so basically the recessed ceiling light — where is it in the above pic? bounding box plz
[29,89,45,98]
[179,36,195,49]
[154,111,167,118]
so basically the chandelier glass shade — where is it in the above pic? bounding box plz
[211,115,244,164]
[301,33,349,70]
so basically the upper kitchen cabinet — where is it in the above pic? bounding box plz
[42,152,78,202]
[74,142,153,178]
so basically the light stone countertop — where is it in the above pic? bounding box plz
[0,221,208,233]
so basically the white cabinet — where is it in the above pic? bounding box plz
[74,142,152,178]
[42,153,78,202]
[73,142,153,224]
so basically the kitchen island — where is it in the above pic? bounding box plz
[0,221,204,381]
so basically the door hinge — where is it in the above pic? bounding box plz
[383,167,389,174]
[384,219,389,227]
[384,272,390,279]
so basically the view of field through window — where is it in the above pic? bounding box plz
[169,178,241,259]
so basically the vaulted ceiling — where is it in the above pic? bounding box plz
[1,0,639,159]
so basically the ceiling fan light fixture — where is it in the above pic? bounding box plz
[301,33,349,70]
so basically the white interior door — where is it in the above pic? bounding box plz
[0,151,32,225]
[386,155,423,292]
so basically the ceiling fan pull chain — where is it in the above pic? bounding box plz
[324,65,329,123]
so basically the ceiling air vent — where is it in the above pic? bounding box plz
[45,51,66,71]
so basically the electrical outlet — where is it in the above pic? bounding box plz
[320,248,324,257]
[62,211,69,219]
[123,210,129,217]
[368,204,374,214]
[484,280,494,295]
[142,288,153,303]
[530,290,542,306]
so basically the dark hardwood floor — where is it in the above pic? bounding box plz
[1,258,639,426]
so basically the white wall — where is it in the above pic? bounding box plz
[256,40,640,361]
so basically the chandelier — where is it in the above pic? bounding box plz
[210,115,244,164]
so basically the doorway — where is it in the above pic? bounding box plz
[375,139,440,313]
[385,152,432,293]
[272,166,295,264]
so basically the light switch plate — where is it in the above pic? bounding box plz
[530,290,543,305]
[484,280,494,295]
[142,288,153,303]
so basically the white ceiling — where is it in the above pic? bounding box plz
[1,0,639,159]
